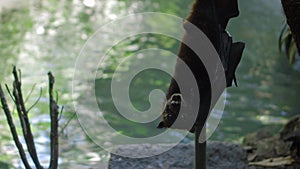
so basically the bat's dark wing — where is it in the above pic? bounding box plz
[214,0,245,87]
[219,31,245,87]
[228,42,245,87]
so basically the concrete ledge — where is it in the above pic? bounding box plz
[109,142,248,169]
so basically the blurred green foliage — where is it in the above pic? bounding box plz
[0,8,33,80]
[279,24,299,64]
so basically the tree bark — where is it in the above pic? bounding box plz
[48,72,59,169]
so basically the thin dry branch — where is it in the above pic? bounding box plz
[27,88,43,113]
[12,66,44,169]
[0,85,32,169]
[59,111,75,136]
[48,72,59,169]
[1,67,62,169]
[25,83,37,103]
[5,84,15,102]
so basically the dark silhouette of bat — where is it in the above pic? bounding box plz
[157,0,245,132]
[157,94,183,129]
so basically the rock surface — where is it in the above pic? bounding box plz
[109,142,248,169]
[109,117,300,169]
[243,116,300,169]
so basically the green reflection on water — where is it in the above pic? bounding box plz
[0,0,300,168]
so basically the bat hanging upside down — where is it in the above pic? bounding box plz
[157,0,245,132]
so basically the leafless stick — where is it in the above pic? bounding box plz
[12,66,44,169]
[58,106,64,121]
[25,83,37,103]
[27,88,42,113]
[5,84,15,102]
[48,72,59,169]
[59,111,75,136]
[0,85,32,169]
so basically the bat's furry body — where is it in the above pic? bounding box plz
[158,0,245,132]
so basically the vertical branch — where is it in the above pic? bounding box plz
[0,85,32,169]
[195,124,206,169]
[12,67,44,169]
[48,72,59,169]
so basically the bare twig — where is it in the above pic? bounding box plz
[58,106,64,121]
[25,83,37,103]
[48,72,59,169]
[12,66,44,169]
[59,111,76,136]
[27,88,43,113]
[1,67,62,169]
[5,84,15,102]
[0,85,32,169]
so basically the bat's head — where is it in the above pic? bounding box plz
[157,93,182,129]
